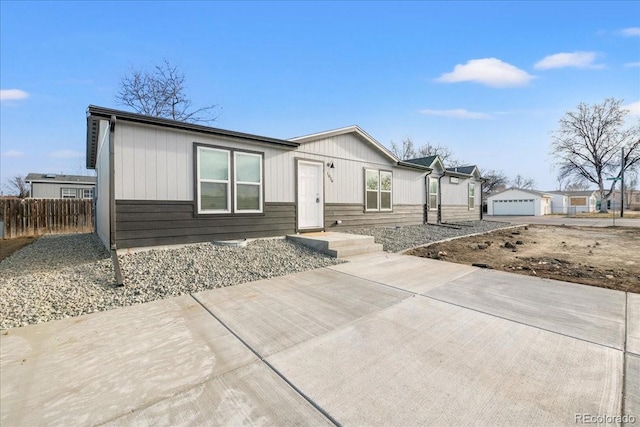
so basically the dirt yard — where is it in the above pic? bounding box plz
[1,236,39,261]
[407,225,640,293]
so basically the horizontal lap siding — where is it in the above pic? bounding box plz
[324,204,423,229]
[115,200,295,248]
[441,205,480,222]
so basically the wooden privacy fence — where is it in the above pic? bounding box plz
[1,198,94,239]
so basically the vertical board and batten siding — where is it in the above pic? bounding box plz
[115,122,294,202]
[110,123,428,248]
[95,119,110,248]
[114,124,427,206]
[440,175,481,222]
[31,182,95,199]
[297,133,427,205]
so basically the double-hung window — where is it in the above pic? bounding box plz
[234,152,262,212]
[61,188,77,199]
[429,178,438,210]
[468,182,475,209]
[365,169,392,212]
[197,146,263,214]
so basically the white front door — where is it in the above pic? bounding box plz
[297,160,324,230]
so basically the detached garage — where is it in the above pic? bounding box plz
[487,188,552,216]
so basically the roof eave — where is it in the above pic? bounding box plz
[86,105,300,169]
[397,161,432,171]
[290,125,400,164]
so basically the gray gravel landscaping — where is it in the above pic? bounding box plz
[0,220,511,329]
[0,234,343,329]
[347,220,512,252]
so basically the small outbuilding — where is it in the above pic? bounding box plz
[25,173,96,199]
[548,190,598,214]
[486,188,552,216]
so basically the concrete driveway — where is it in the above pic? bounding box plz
[486,214,640,228]
[2,253,638,426]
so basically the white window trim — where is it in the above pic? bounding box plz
[82,188,94,199]
[234,151,263,214]
[365,169,379,212]
[61,188,77,199]
[469,182,476,210]
[380,170,393,212]
[197,146,231,214]
[429,177,438,210]
[365,169,393,212]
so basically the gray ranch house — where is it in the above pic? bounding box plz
[404,156,482,223]
[86,106,483,252]
[25,173,96,199]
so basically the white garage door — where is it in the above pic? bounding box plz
[493,199,535,216]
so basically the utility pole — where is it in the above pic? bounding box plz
[621,148,625,218]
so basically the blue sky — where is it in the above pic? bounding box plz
[1,1,639,193]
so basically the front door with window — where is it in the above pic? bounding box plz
[297,160,323,230]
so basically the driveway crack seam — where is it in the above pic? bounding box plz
[421,293,624,352]
[189,293,341,427]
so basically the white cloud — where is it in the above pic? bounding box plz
[50,150,84,159]
[419,109,492,119]
[623,101,640,116]
[2,150,25,158]
[0,89,29,101]
[534,51,601,70]
[620,27,640,36]
[435,58,534,88]
[625,61,640,68]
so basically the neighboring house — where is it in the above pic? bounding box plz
[598,189,623,211]
[486,188,552,216]
[548,192,568,214]
[25,173,96,199]
[548,190,597,214]
[404,156,482,223]
[625,190,640,211]
[87,106,462,251]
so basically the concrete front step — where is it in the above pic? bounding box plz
[287,232,383,258]
[326,243,384,258]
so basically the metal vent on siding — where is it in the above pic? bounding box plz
[86,117,100,168]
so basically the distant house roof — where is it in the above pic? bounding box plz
[404,156,438,168]
[25,173,96,185]
[86,105,299,169]
[548,190,598,197]
[488,187,553,199]
[446,166,477,175]
[290,126,432,171]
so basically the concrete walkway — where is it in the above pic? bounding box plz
[2,253,638,426]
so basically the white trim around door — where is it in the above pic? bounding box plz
[296,159,324,230]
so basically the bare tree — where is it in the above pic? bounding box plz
[390,138,416,160]
[391,137,464,166]
[550,98,640,212]
[3,175,29,198]
[511,174,536,190]
[623,172,638,209]
[116,59,219,123]
[565,179,591,191]
[416,142,465,167]
[480,169,508,199]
